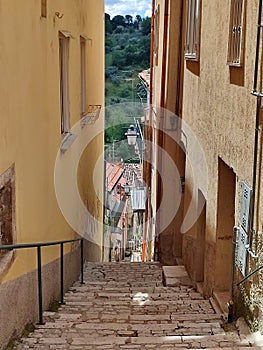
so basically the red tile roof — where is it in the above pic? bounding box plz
[106,162,124,192]
[138,69,150,89]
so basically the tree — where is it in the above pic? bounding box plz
[141,17,151,35]
[105,13,113,33]
[105,13,111,21]
[112,50,126,68]
[134,15,142,29]
[112,15,125,30]
[125,15,133,26]
[136,15,142,23]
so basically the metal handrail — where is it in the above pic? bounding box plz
[237,264,263,286]
[0,238,85,324]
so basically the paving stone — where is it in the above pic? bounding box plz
[13,262,255,349]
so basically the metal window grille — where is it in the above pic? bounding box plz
[185,0,201,60]
[41,0,47,18]
[227,0,245,66]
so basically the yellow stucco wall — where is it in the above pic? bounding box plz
[0,0,104,281]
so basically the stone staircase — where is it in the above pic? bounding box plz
[14,262,257,349]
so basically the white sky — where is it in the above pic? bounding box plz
[105,0,152,19]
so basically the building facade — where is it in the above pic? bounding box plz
[0,1,104,348]
[149,0,185,265]
[150,0,263,331]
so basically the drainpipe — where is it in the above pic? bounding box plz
[156,0,169,252]
[141,0,155,262]
[250,0,262,253]
[228,226,238,323]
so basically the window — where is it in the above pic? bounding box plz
[227,0,245,66]
[80,37,87,116]
[41,0,47,18]
[185,0,201,60]
[154,5,160,66]
[59,32,70,134]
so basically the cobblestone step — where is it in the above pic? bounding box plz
[13,262,255,349]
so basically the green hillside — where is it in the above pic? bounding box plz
[104,14,151,162]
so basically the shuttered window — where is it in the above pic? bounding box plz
[185,0,201,60]
[227,0,245,66]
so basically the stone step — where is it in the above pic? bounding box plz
[18,333,252,349]
[70,284,196,294]
[13,262,256,350]
[60,304,216,314]
[67,290,203,299]
[36,320,224,336]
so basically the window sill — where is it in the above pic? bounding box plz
[80,105,101,128]
[227,62,242,68]
[60,132,77,154]
[80,115,94,128]
[184,55,199,62]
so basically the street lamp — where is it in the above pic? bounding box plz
[125,125,139,146]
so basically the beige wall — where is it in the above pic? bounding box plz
[0,0,104,281]
[181,1,263,332]
[152,0,263,329]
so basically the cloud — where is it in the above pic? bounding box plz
[105,0,152,19]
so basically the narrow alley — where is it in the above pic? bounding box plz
[14,262,257,349]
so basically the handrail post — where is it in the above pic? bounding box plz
[60,243,64,304]
[37,246,44,325]
[80,239,84,284]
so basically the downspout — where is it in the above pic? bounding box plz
[228,226,238,323]
[250,0,262,253]
[141,0,155,262]
[156,0,169,248]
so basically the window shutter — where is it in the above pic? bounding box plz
[227,0,245,66]
[185,0,201,60]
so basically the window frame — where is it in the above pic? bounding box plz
[59,32,70,135]
[80,36,87,116]
[184,0,201,61]
[227,0,246,67]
